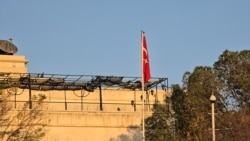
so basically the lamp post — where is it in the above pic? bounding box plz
[209,93,216,141]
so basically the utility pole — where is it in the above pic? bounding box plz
[209,93,216,141]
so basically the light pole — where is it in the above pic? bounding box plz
[209,93,216,141]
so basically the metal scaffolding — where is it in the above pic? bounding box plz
[0,72,168,110]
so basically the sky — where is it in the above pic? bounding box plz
[1,1,249,85]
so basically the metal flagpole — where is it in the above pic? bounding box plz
[141,31,145,141]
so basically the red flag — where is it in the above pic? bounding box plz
[142,32,151,83]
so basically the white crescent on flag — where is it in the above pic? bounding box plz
[143,46,148,56]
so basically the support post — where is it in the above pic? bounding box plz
[99,81,103,111]
[212,102,215,141]
[28,74,32,109]
[64,90,67,110]
[210,94,216,141]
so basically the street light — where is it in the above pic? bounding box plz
[209,93,216,141]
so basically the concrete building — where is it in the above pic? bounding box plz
[0,40,170,141]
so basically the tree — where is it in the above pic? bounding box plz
[172,66,225,141]
[214,50,250,111]
[0,88,48,141]
[110,125,142,141]
[170,84,187,140]
[145,101,175,141]
[213,50,250,140]
[145,49,250,141]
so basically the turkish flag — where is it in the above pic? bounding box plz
[142,33,151,83]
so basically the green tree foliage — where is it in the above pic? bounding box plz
[110,125,142,141]
[145,102,175,141]
[172,67,224,141]
[170,84,187,140]
[214,50,250,110]
[0,90,48,141]
[213,50,250,140]
[145,49,250,141]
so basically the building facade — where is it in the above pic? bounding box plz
[0,40,170,141]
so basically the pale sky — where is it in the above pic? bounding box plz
[1,1,249,85]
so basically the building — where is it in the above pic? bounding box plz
[0,40,170,141]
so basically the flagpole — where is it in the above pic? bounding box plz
[141,31,145,141]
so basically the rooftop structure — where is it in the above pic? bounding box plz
[0,39,170,140]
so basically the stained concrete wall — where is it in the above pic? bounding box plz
[0,55,28,74]
[44,111,146,141]
[5,88,170,141]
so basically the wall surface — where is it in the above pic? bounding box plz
[0,55,28,74]
[5,88,170,141]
